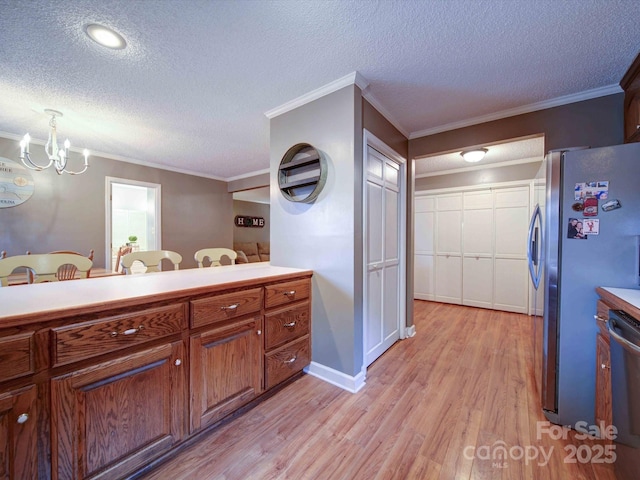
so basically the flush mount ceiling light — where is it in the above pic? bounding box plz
[85,24,127,49]
[461,148,488,163]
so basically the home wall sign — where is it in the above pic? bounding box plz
[0,157,34,208]
[234,215,265,228]
[278,143,326,203]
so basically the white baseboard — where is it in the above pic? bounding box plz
[405,325,416,338]
[304,362,366,393]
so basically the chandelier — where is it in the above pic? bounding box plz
[19,109,89,175]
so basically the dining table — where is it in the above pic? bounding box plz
[6,267,121,286]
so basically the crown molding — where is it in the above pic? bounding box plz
[362,90,410,138]
[264,71,370,119]
[409,83,623,139]
[0,130,229,181]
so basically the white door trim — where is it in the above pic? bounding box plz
[362,129,407,372]
[105,177,162,270]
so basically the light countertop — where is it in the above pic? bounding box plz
[0,263,311,326]
[597,286,640,320]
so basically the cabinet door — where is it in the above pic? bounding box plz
[435,254,462,304]
[0,385,37,480]
[190,315,262,433]
[595,333,612,435]
[493,187,529,313]
[51,341,185,480]
[414,196,435,300]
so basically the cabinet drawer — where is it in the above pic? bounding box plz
[0,332,35,382]
[52,303,186,366]
[265,279,310,310]
[265,335,310,389]
[264,302,310,351]
[191,288,263,328]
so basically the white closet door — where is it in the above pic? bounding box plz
[494,187,530,313]
[463,190,494,308]
[435,193,462,304]
[365,147,401,367]
[414,196,435,300]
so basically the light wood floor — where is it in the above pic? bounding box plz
[140,301,616,479]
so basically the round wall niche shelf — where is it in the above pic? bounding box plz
[278,143,326,203]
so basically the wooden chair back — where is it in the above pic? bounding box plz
[115,246,133,273]
[120,250,182,274]
[194,248,237,268]
[25,250,94,282]
[0,253,93,287]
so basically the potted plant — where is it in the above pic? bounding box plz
[126,235,138,246]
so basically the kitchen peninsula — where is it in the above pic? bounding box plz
[0,263,312,479]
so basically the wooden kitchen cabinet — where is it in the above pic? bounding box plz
[264,279,312,390]
[189,315,263,432]
[0,265,312,479]
[594,298,612,438]
[0,384,38,480]
[595,332,612,432]
[620,51,640,143]
[51,341,186,480]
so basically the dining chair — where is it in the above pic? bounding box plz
[0,253,93,286]
[114,245,133,273]
[25,249,94,282]
[194,248,237,268]
[120,250,182,274]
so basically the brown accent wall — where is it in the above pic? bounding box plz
[409,94,624,161]
[363,100,409,159]
[0,136,233,269]
[233,200,270,244]
[227,172,269,192]
[416,161,543,191]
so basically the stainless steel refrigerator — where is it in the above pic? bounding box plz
[528,142,640,431]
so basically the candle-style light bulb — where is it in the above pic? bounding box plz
[24,133,30,153]
[64,139,70,149]
[83,149,90,166]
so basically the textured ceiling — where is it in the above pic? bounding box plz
[0,0,638,180]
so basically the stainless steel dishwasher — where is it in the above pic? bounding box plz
[608,309,640,479]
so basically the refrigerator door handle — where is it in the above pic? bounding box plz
[527,203,542,289]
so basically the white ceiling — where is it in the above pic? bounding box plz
[0,1,638,181]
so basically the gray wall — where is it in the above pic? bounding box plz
[0,136,233,269]
[270,85,363,377]
[233,200,270,244]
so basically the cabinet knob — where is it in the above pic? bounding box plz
[257,330,262,336]
[16,413,29,424]
[174,359,182,366]
[284,290,296,297]
[284,356,297,364]
[601,363,610,370]
[283,321,296,328]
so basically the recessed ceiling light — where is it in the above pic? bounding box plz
[85,24,127,49]
[460,148,488,163]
